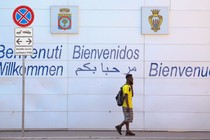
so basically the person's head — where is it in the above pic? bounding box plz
[125,74,133,85]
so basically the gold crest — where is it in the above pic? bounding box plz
[148,9,163,32]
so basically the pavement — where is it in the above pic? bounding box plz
[0,130,210,140]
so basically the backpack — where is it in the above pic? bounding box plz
[115,86,124,106]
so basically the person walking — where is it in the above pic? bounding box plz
[115,74,135,136]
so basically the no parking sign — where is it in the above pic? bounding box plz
[13,5,34,55]
[13,5,34,27]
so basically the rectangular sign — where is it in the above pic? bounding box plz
[51,6,78,34]
[142,7,169,35]
[14,28,33,56]
[15,37,33,46]
[15,46,33,56]
[15,28,33,37]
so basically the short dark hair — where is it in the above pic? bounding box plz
[125,74,133,79]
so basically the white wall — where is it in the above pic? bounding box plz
[0,0,210,131]
[144,0,210,131]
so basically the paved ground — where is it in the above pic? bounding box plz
[0,130,210,140]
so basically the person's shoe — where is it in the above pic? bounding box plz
[115,125,122,135]
[126,131,135,136]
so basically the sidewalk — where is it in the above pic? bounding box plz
[0,130,210,140]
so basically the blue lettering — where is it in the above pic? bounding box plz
[0,62,7,75]
[72,45,140,60]
[162,66,169,76]
[0,45,5,58]
[134,49,140,59]
[6,48,13,59]
[185,67,193,77]
[149,62,210,78]
[84,49,90,59]
[103,49,109,59]
[126,49,133,59]
[97,48,104,59]
[149,63,158,76]
[73,45,81,59]
[178,67,186,76]
[201,67,208,77]
[119,46,126,59]
[12,63,20,76]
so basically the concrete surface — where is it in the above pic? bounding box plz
[0,130,210,140]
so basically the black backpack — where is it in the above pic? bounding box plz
[115,86,125,106]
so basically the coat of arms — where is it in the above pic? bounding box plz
[148,9,163,32]
[58,8,71,30]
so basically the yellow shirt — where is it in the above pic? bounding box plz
[122,84,133,108]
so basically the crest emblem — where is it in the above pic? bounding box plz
[148,9,163,32]
[58,8,71,30]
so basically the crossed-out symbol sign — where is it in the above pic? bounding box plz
[13,5,34,27]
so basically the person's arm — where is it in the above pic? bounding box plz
[124,93,130,111]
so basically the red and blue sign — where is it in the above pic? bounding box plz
[13,5,34,27]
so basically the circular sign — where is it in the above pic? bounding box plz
[13,5,34,27]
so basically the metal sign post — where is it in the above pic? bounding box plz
[21,56,26,137]
[14,27,33,137]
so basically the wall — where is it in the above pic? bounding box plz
[0,0,210,131]
[145,0,210,131]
